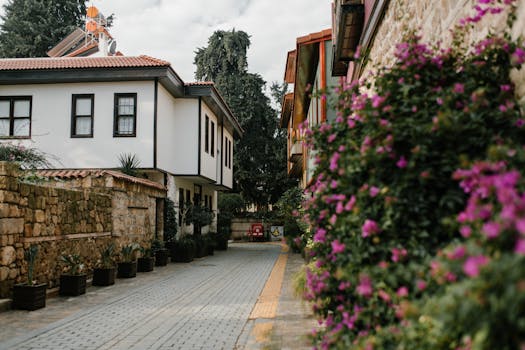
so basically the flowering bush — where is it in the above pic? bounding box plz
[301,1,525,348]
[0,143,50,169]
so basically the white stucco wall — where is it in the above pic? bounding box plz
[222,127,234,189]
[200,103,219,182]
[157,85,199,175]
[0,81,156,169]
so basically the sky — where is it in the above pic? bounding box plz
[0,0,333,86]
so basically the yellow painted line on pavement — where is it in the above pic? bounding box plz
[249,243,288,320]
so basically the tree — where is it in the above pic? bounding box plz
[194,30,296,209]
[0,0,87,58]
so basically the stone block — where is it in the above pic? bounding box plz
[33,223,42,236]
[0,203,9,218]
[0,246,16,265]
[8,268,17,279]
[34,210,45,223]
[0,218,24,234]
[19,183,30,197]
[0,266,8,281]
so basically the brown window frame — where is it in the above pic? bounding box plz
[211,120,215,157]
[204,115,209,153]
[0,96,32,139]
[71,94,94,138]
[113,93,137,137]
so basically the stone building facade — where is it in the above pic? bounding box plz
[349,0,525,104]
[0,162,166,298]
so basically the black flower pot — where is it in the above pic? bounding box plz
[12,283,47,311]
[216,238,228,251]
[137,257,155,272]
[155,249,170,266]
[92,267,116,286]
[207,244,215,256]
[117,261,137,278]
[59,274,87,296]
[170,243,194,263]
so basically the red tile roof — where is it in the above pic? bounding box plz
[297,28,332,45]
[185,81,214,86]
[0,55,171,71]
[37,169,166,191]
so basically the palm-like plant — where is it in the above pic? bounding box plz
[118,153,140,177]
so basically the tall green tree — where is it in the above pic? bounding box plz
[195,29,296,209]
[0,0,87,58]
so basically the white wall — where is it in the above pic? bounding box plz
[200,102,219,182]
[0,81,155,169]
[222,127,234,189]
[157,85,199,175]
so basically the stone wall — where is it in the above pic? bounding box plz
[363,0,525,105]
[0,163,166,298]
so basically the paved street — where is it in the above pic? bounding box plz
[0,243,284,350]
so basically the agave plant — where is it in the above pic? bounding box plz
[120,243,141,262]
[60,253,84,275]
[117,153,140,177]
[98,243,116,269]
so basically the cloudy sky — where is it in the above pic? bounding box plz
[1,0,333,85]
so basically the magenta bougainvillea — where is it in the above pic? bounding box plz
[300,0,525,349]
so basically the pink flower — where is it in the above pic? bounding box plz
[328,133,337,143]
[378,290,391,302]
[396,286,409,297]
[516,219,525,234]
[344,196,356,211]
[416,280,427,291]
[336,201,344,214]
[396,156,408,168]
[391,248,408,262]
[436,97,443,105]
[515,239,525,255]
[460,225,472,237]
[453,83,465,94]
[329,152,340,172]
[369,186,380,197]
[356,275,373,297]
[482,221,500,239]
[447,245,466,260]
[331,240,345,254]
[313,228,327,243]
[362,219,380,237]
[463,256,489,277]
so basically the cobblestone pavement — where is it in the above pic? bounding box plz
[236,252,316,350]
[0,243,281,350]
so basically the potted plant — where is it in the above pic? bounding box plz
[170,236,196,263]
[92,243,116,286]
[193,234,208,258]
[215,228,230,251]
[152,239,169,266]
[12,244,47,310]
[117,243,140,278]
[137,246,155,272]
[59,253,87,296]
[206,233,216,256]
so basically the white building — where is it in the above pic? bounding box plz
[0,55,242,234]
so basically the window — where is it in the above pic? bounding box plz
[0,96,31,138]
[224,136,228,167]
[114,93,137,136]
[204,115,209,153]
[185,189,191,226]
[178,188,184,226]
[211,121,215,157]
[229,139,232,169]
[71,94,94,137]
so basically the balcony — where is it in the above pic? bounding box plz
[332,0,365,76]
[289,141,303,163]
